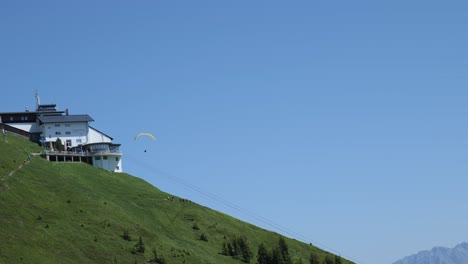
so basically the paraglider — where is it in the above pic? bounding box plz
[135,132,156,153]
[134,132,156,141]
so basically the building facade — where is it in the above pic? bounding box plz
[0,97,122,172]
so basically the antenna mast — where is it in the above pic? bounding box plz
[35,89,41,110]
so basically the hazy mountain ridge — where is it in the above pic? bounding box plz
[394,242,468,264]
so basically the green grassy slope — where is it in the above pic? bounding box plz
[0,135,353,264]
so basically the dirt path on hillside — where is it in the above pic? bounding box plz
[0,160,30,190]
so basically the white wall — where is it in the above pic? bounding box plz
[92,154,122,172]
[42,122,88,148]
[40,120,123,172]
[6,122,41,133]
[88,127,112,144]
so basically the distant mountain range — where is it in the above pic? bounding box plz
[394,242,468,264]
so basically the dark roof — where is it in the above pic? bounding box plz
[37,104,57,111]
[37,115,94,124]
[81,142,121,147]
[0,111,64,115]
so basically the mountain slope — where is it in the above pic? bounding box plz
[394,242,468,264]
[0,135,353,264]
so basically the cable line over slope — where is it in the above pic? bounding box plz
[125,154,362,264]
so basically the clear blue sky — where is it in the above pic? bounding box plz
[1,1,467,263]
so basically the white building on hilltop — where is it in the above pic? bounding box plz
[0,94,122,172]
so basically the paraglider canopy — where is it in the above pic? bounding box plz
[134,132,156,141]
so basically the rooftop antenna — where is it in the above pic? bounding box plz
[35,89,41,110]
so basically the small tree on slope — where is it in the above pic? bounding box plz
[132,236,145,254]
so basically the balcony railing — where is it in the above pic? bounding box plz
[89,150,122,155]
[43,150,89,156]
[43,149,122,156]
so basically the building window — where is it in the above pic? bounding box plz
[65,131,71,135]
[55,131,61,135]
[76,139,82,144]
[65,124,70,127]
[115,157,119,161]
[95,156,101,160]
[66,140,72,148]
[55,124,60,127]
[103,156,108,160]
[90,144,109,152]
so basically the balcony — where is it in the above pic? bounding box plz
[43,148,121,156]
[43,150,88,156]
[89,149,122,155]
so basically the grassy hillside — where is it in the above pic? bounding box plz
[0,134,353,264]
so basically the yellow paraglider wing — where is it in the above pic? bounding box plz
[134,132,156,141]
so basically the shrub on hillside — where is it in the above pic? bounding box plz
[257,243,271,264]
[324,255,334,264]
[221,236,252,263]
[55,138,64,151]
[149,248,167,264]
[132,236,145,254]
[200,233,208,242]
[309,252,320,264]
[278,236,292,264]
[255,236,293,264]
[122,229,132,241]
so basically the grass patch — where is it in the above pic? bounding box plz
[0,136,354,263]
